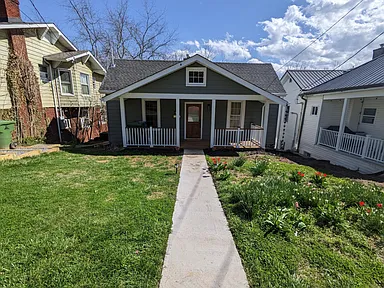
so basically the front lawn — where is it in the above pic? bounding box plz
[0,151,180,287]
[208,153,384,287]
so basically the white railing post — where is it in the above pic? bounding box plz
[236,128,240,148]
[335,98,349,151]
[176,98,180,147]
[361,135,371,159]
[149,126,153,147]
[261,102,270,149]
[318,128,323,145]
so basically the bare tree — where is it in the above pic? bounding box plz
[66,0,105,59]
[66,0,177,65]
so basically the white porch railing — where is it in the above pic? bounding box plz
[214,126,263,148]
[126,127,177,147]
[318,128,384,163]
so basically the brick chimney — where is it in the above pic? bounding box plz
[373,44,384,60]
[0,0,22,23]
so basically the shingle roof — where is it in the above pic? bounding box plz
[44,51,89,61]
[304,55,384,95]
[100,59,285,94]
[286,70,345,90]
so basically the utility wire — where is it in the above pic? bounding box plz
[9,0,35,22]
[265,0,365,91]
[292,30,384,96]
[28,0,46,23]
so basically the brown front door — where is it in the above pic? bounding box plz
[186,104,202,138]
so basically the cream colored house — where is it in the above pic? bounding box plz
[0,0,106,143]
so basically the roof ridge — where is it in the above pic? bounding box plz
[289,69,345,72]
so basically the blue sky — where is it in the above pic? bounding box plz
[19,0,384,70]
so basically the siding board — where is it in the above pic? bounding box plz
[106,100,122,145]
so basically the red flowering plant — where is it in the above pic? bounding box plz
[310,171,327,188]
[289,171,305,184]
[207,157,227,174]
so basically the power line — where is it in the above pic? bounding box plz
[28,0,46,23]
[293,30,384,96]
[265,0,365,91]
[9,0,35,22]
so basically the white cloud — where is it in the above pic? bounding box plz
[177,32,257,61]
[256,0,384,71]
[247,58,263,64]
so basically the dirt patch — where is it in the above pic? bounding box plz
[105,193,116,202]
[96,160,110,164]
[147,191,165,200]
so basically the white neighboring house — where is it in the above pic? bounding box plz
[298,45,384,174]
[278,70,344,151]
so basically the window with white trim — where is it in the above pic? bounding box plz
[228,101,243,128]
[186,67,206,87]
[361,108,376,124]
[143,100,160,128]
[80,73,90,95]
[59,70,73,95]
[310,106,318,116]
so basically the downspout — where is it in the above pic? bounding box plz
[45,60,62,143]
[296,93,308,152]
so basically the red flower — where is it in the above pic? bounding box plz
[366,209,372,214]
[323,173,327,177]
[217,157,221,162]
[212,158,217,164]
[377,203,383,209]
[359,201,365,207]
[315,171,322,176]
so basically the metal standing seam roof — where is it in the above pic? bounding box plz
[287,70,345,91]
[100,59,286,94]
[304,55,384,95]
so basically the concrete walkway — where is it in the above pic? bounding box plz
[160,149,248,288]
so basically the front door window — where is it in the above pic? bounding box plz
[186,104,201,138]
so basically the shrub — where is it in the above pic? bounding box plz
[235,188,258,220]
[289,171,305,183]
[230,154,247,168]
[249,159,269,177]
[311,171,327,188]
[263,208,291,236]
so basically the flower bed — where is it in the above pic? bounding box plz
[209,153,384,287]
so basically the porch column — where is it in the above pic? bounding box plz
[120,97,127,147]
[176,98,180,147]
[335,98,350,151]
[261,102,270,149]
[274,104,283,150]
[210,99,216,148]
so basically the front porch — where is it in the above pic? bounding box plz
[316,96,384,167]
[119,96,280,149]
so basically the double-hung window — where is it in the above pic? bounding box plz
[59,70,73,95]
[186,67,206,86]
[143,100,160,128]
[80,73,90,95]
[361,108,376,124]
[227,101,244,128]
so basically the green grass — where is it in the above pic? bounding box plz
[0,151,181,287]
[213,154,384,287]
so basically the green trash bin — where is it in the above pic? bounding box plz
[0,121,15,149]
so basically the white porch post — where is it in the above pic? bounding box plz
[210,99,216,148]
[274,104,283,150]
[335,98,350,151]
[120,97,127,147]
[261,102,270,149]
[176,98,180,147]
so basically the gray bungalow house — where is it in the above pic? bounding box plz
[100,54,286,149]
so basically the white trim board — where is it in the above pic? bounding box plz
[113,93,271,102]
[184,102,204,140]
[186,67,207,87]
[103,54,287,105]
[58,68,75,96]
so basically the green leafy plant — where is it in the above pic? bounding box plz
[289,171,305,183]
[207,157,227,174]
[263,208,291,236]
[249,159,269,177]
[216,170,231,181]
[231,154,247,168]
[314,203,346,229]
[311,171,327,188]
